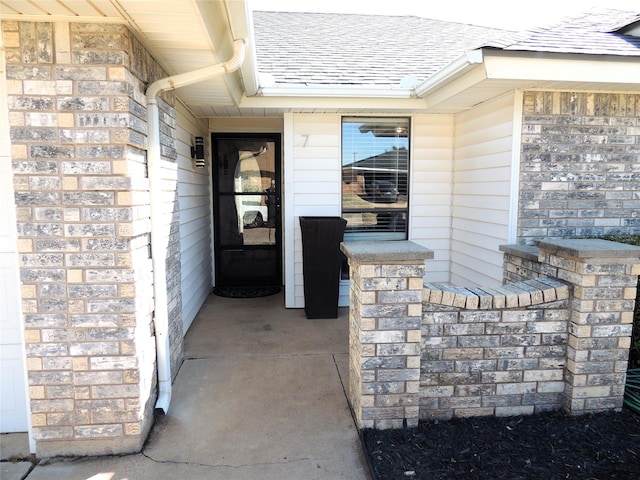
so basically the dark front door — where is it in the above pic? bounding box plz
[212,133,281,287]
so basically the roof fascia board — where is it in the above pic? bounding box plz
[194,0,247,107]
[482,50,640,85]
[226,0,259,96]
[416,48,640,111]
[420,65,489,111]
[414,50,485,98]
[257,86,414,98]
[239,94,426,111]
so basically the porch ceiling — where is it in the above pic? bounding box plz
[0,0,255,118]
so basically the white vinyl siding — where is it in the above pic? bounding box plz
[285,113,460,307]
[410,115,454,283]
[0,67,29,435]
[176,102,211,333]
[283,105,516,306]
[284,113,342,308]
[450,94,516,287]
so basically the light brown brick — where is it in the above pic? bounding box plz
[67,269,83,283]
[24,329,41,343]
[72,357,89,371]
[124,422,141,436]
[29,386,45,399]
[31,414,47,427]
[62,177,77,190]
[11,144,27,159]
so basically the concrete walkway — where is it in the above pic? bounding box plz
[1,292,370,480]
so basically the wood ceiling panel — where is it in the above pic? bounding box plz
[90,1,122,17]
[146,34,213,50]
[161,53,220,66]
[24,0,76,16]
[139,30,211,46]
[131,18,201,29]
[59,1,107,16]
[116,0,197,14]
[1,0,122,17]
[1,0,48,15]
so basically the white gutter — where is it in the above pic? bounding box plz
[255,51,483,101]
[414,50,485,98]
[258,85,414,98]
[146,38,245,414]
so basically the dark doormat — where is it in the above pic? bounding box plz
[213,286,281,298]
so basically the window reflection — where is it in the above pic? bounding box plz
[342,117,409,241]
[216,140,278,246]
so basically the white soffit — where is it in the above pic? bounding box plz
[1,0,245,116]
[0,0,122,19]
[418,50,640,113]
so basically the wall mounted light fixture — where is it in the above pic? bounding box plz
[191,136,205,168]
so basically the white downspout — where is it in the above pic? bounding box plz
[147,39,245,413]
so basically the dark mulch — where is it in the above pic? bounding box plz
[362,409,640,479]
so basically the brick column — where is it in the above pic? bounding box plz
[5,20,180,456]
[341,241,433,429]
[536,239,640,414]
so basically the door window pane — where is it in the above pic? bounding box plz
[215,140,277,246]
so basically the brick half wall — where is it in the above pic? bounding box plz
[343,239,640,429]
[421,278,570,419]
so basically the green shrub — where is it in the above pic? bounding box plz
[597,235,640,413]
[599,235,640,369]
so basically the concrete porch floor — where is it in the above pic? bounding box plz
[1,292,370,480]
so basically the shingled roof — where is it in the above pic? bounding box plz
[252,9,640,89]
[484,9,640,55]
[252,11,507,87]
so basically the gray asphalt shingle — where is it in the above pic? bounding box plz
[485,9,640,55]
[253,11,508,86]
[252,9,640,88]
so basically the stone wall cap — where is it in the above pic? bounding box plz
[536,238,640,259]
[341,240,434,262]
[499,244,539,260]
[423,276,569,309]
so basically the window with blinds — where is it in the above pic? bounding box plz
[341,117,409,241]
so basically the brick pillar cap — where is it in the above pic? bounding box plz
[499,244,539,261]
[536,238,640,259]
[341,240,434,262]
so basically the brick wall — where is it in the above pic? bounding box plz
[4,20,182,455]
[343,239,640,428]
[519,91,640,245]
[501,244,557,284]
[421,279,570,419]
